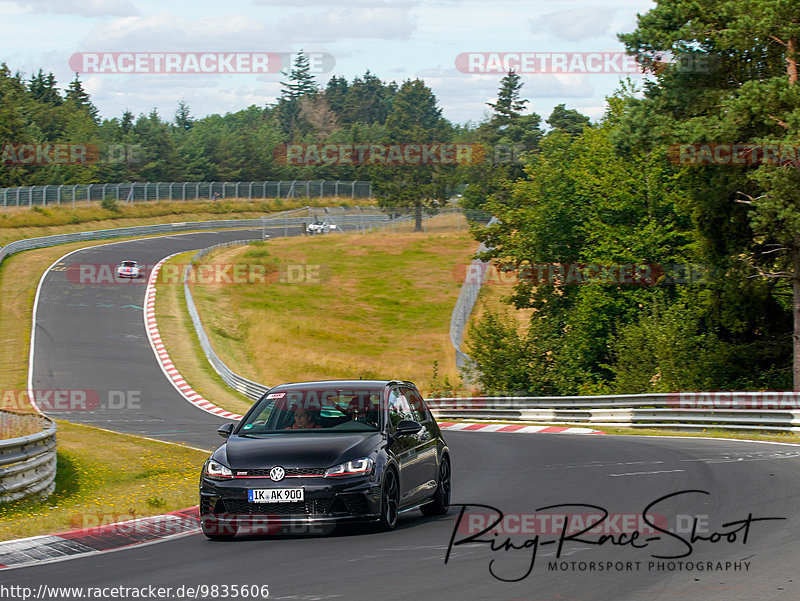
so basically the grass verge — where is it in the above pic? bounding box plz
[188,213,477,401]
[0,421,207,541]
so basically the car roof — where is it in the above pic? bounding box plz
[267,379,412,391]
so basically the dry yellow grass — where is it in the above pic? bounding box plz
[190,214,478,397]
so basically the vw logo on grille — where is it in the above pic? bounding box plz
[269,466,286,482]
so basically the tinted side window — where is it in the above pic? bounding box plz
[387,388,414,429]
[403,387,431,423]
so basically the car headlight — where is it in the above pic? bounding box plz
[204,460,233,480]
[324,457,374,478]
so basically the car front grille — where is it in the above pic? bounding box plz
[236,467,326,478]
[223,498,334,516]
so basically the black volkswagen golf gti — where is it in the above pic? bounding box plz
[199,380,451,538]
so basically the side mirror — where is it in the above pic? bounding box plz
[217,423,235,439]
[394,419,422,437]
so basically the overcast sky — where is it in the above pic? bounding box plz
[1,0,657,125]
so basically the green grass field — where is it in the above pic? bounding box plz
[190,213,477,397]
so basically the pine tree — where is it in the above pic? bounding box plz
[280,51,318,101]
[486,70,527,128]
[28,70,61,105]
[375,79,451,231]
[121,110,134,133]
[276,51,319,134]
[65,74,99,122]
[174,99,193,131]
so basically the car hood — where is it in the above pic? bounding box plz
[215,432,383,469]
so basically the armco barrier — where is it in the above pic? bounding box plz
[426,395,800,433]
[449,216,498,373]
[184,241,270,402]
[179,209,431,403]
[0,413,57,502]
[0,205,417,502]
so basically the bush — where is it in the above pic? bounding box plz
[100,197,120,212]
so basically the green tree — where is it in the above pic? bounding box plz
[461,71,542,212]
[374,79,451,231]
[619,0,800,388]
[276,51,319,135]
[174,99,193,131]
[546,104,590,135]
[486,70,528,130]
[64,74,98,122]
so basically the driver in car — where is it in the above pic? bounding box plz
[285,407,321,430]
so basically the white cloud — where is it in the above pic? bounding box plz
[83,13,269,51]
[277,8,416,42]
[12,0,137,17]
[254,0,404,5]
[533,7,615,41]
[80,8,414,53]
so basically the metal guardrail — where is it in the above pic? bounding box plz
[184,241,271,402]
[0,206,402,268]
[426,395,800,432]
[181,209,445,403]
[171,216,800,434]
[1,180,373,208]
[449,216,498,372]
[0,413,57,502]
[0,204,426,502]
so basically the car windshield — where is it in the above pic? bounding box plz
[121,261,137,267]
[238,387,383,435]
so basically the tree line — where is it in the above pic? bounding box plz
[468,0,800,394]
[4,0,799,397]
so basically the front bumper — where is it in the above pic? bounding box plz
[200,476,382,529]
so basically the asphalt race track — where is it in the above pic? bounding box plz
[29,227,288,450]
[8,228,800,600]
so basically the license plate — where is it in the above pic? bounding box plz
[248,488,304,503]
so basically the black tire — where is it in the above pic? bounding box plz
[378,469,400,531]
[201,514,238,541]
[421,456,451,516]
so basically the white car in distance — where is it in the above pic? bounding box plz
[306,220,337,234]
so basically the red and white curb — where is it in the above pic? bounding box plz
[438,422,604,435]
[0,507,200,570]
[144,255,242,420]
